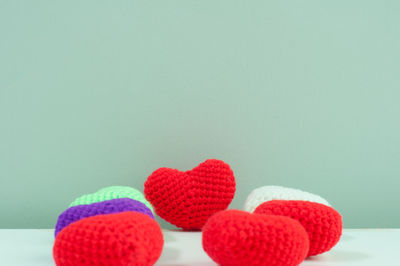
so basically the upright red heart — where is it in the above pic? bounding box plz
[144,159,236,230]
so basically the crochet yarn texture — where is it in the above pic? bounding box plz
[202,210,309,266]
[144,159,236,230]
[54,198,154,236]
[69,186,153,212]
[244,185,331,213]
[53,212,164,266]
[254,200,342,256]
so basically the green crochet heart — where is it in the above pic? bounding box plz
[69,186,154,212]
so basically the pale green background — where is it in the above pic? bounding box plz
[1,1,399,229]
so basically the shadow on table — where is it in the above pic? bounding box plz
[157,263,214,266]
[157,247,215,266]
[168,229,202,233]
[158,246,180,262]
[339,233,354,242]
[162,232,177,242]
[307,250,370,264]
[157,264,214,266]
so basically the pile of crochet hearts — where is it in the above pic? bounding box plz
[53,186,163,266]
[53,159,342,266]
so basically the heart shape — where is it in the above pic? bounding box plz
[144,159,236,230]
[254,200,342,256]
[53,212,164,266]
[244,185,331,213]
[69,186,153,212]
[202,210,309,266]
[55,198,154,236]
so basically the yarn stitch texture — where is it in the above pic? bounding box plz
[255,200,342,256]
[69,186,153,212]
[244,185,331,213]
[54,198,154,236]
[53,212,164,266]
[202,210,309,266]
[144,159,236,230]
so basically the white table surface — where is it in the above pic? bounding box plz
[0,229,399,266]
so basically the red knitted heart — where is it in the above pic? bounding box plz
[254,200,343,256]
[144,159,236,230]
[202,210,310,266]
[53,212,164,266]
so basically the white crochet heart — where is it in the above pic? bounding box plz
[244,185,331,213]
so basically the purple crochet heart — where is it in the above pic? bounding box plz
[55,198,154,236]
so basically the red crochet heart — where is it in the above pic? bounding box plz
[53,212,164,266]
[202,210,310,266]
[254,200,343,256]
[144,159,236,230]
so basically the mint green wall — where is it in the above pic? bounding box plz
[1,1,399,229]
